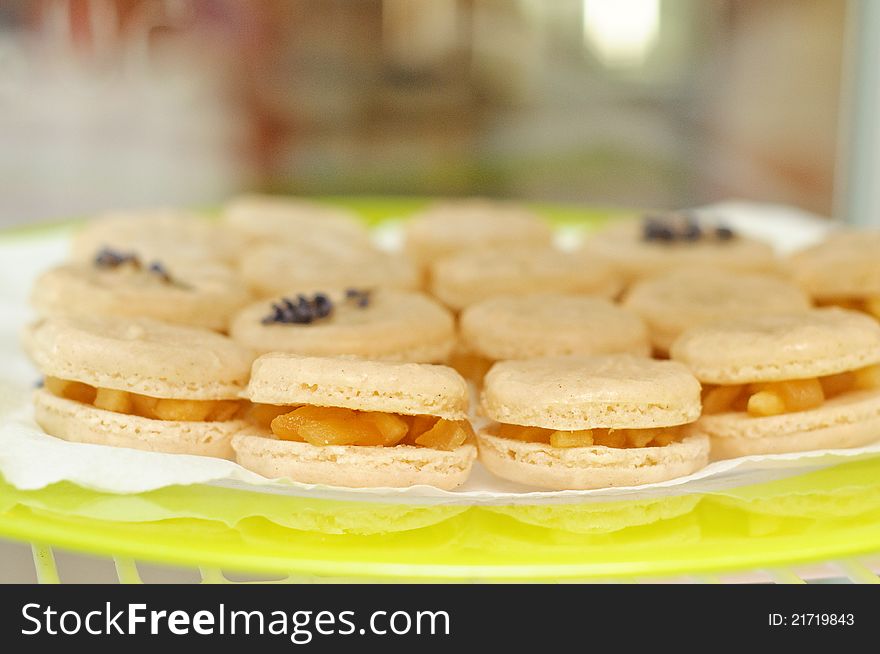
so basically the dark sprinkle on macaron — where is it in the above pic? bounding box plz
[345,288,372,308]
[640,213,736,244]
[262,290,371,325]
[147,261,172,283]
[715,225,735,241]
[94,247,139,268]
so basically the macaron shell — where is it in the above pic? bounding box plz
[460,294,649,360]
[481,355,701,430]
[582,219,778,282]
[24,316,254,399]
[239,241,420,298]
[430,246,622,310]
[696,388,880,459]
[670,308,880,384]
[31,261,252,332]
[245,353,469,419]
[34,389,243,459]
[230,289,455,362]
[788,230,880,299]
[476,431,709,490]
[232,433,476,490]
[623,268,812,353]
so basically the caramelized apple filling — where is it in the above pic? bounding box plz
[490,423,685,448]
[701,365,880,417]
[257,404,474,450]
[44,376,243,421]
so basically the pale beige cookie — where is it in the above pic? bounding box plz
[460,294,649,361]
[239,241,419,298]
[232,433,475,490]
[670,309,880,384]
[230,289,455,362]
[403,198,553,266]
[788,230,880,301]
[34,389,244,459]
[430,246,622,310]
[582,219,778,282]
[31,260,252,332]
[623,268,812,353]
[71,208,240,264]
[477,431,708,490]
[482,354,701,430]
[697,388,880,459]
[222,194,372,246]
[24,316,253,399]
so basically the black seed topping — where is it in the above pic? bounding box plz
[94,247,139,268]
[345,288,372,308]
[147,261,172,283]
[262,289,372,325]
[715,225,735,241]
[640,213,736,244]
[313,293,333,318]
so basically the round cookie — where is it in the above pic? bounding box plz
[25,316,255,458]
[71,208,240,264]
[581,218,778,283]
[31,259,252,332]
[230,289,455,362]
[239,241,419,298]
[670,308,880,384]
[481,355,702,430]
[788,230,880,301]
[234,354,475,489]
[404,198,553,266]
[430,246,621,311]
[222,194,372,246]
[460,294,649,361]
[623,268,812,353]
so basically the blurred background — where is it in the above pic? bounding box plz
[0,0,875,227]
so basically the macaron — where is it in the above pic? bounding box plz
[788,230,880,319]
[670,308,880,459]
[430,245,621,311]
[623,268,812,354]
[239,240,419,298]
[403,198,553,267]
[581,213,778,283]
[24,316,254,458]
[31,251,252,332]
[71,208,240,265]
[222,194,372,246]
[460,293,650,364]
[232,354,476,489]
[230,288,455,362]
[478,355,709,490]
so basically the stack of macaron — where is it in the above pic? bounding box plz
[22,198,880,491]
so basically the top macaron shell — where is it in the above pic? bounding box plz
[404,199,553,266]
[481,354,702,431]
[581,219,778,282]
[230,289,455,362]
[460,294,650,360]
[623,268,812,352]
[430,246,621,310]
[31,260,252,332]
[245,353,468,420]
[25,316,254,399]
[788,230,880,300]
[670,308,880,384]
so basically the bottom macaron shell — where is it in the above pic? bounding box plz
[34,389,243,459]
[476,431,709,490]
[231,433,476,490]
[698,388,880,460]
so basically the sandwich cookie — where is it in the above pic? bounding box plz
[239,240,419,298]
[788,230,880,320]
[623,268,811,354]
[230,288,455,362]
[32,249,252,332]
[581,213,778,283]
[403,198,553,267]
[478,355,708,490]
[670,309,880,459]
[222,194,372,246]
[71,208,240,265]
[430,245,621,311]
[25,316,254,458]
[232,354,476,489]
